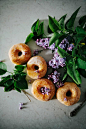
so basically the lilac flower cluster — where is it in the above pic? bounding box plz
[59,38,74,51]
[49,49,66,69]
[33,49,43,56]
[40,87,51,95]
[36,37,74,52]
[36,38,55,50]
[36,37,74,69]
[47,70,64,88]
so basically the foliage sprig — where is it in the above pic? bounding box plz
[0,62,28,92]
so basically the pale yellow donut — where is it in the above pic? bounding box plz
[27,56,47,79]
[56,82,81,106]
[32,79,55,101]
[9,43,31,65]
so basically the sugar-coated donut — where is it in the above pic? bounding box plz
[32,79,55,101]
[9,43,31,65]
[27,56,47,79]
[56,82,81,106]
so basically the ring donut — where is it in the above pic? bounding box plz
[32,79,55,101]
[9,43,31,65]
[56,82,81,106]
[27,56,47,79]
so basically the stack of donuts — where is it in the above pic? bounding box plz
[9,43,81,106]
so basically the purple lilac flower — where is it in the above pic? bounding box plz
[33,49,43,56]
[59,38,69,50]
[36,38,55,50]
[55,81,64,88]
[40,87,51,95]
[48,70,60,84]
[64,98,67,101]
[48,70,64,88]
[48,50,66,69]
[67,44,74,51]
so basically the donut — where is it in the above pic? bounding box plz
[27,56,47,79]
[9,43,31,65]
[56,82,81,106]
[32,79,55,101]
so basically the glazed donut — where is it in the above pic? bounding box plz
[27,56,47,79]
[56,82,81,106]
[32,79,55,101]
[9,43,31,65]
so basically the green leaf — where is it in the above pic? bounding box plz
[0,62,7,75]
[58,14,67,29]
[4,85,14,92]
[47,25,53,34]
[67,59,81,84]
[0,75,11,86]
[75,34,85,44]
[57,47,71,61]
[79,15,86,27]
[55,34,67,48]
[76,26,86,35]
[14,87,21,93]
[48,16,61,32]
[3,79,14,87]
[62,73,67,81]
[15,65,26,72]
[37,22,44,36]
[77,58,86,69]
[14,79,28,89]
[79,69,86,78]
[65,7,81,30]
[25,33,34,44]
[49,32,60,46]
[31,19,39,33]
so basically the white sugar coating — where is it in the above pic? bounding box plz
[28,56,43,65]
[22,51,26,55]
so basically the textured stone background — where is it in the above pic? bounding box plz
[0,0,86,129]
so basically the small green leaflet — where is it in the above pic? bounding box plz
[79,69,86,78]
[0,62,7,75]
[37,22,44,36]
[76,26,86,35]
[77,58,86,69]
[48,16,61,32]
[57,47,71,61]
[25,33,34,44]
[31,19,39,33]
[67,59,81,85]
[15,65,26,72]
[49,32,60,46]
[0,75,12,86]
[14,79,28,89]
[0,64,28,92]
[58,14,67,29]
[79,15,86,27]
[62,73,67,81]
[65,7,81,30]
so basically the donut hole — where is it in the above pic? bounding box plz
[18,51,22,56]
[34,65,39,70]
[66,90,72,97]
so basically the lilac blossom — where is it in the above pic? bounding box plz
[49,49,66,69]
[33,49,43,56]
[47,70,64,88]
[59,38,69,50]
[36,37,74,69]
[40,87,51,95]
[36,38,55,50]
[67,44,74,51]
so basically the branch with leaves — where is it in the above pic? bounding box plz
[24,6,86,85]
[0,62,28,92]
